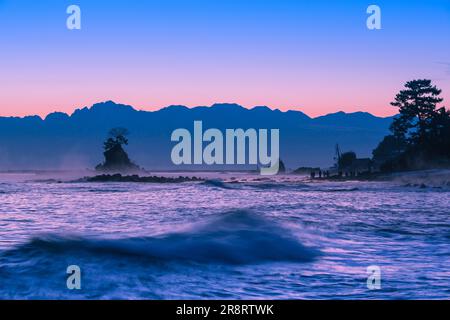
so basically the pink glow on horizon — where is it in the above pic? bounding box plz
[1,83,449,119]
[1,61,449,118]
[1,0,449,120]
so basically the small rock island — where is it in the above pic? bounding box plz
[95,128,141,173]
[87,127,202,183]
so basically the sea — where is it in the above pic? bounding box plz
[0,171,449,299]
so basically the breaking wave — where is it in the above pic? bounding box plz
[0,211,318,265]
[318,187,359,192]
[201,179,236,189]
[202,179,311,191]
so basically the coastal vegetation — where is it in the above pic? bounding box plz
[299,79,449,179]
[373,79,450,172]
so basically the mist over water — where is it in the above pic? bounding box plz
[0,172,449,299]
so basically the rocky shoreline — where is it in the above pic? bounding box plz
[312,169,450,188]
[83,174,203,183]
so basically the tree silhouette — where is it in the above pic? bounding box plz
[104,127,129,151]
[373,79,449,171]
[390,79,443,144]
[427,107,450,158]
[338,151,356,169]
[372,135,406,163]
[96,127,140,172]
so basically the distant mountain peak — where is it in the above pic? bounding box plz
[90,101,136,111]
[0,100,393,170]
[45,112,70,121]
[70,101,137,119]
[315,110,391,120]
[251,105,272,111]
[161,105,190,112]
[210,103,245,109]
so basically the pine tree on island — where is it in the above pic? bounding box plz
[95,127,141,173]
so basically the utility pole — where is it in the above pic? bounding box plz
[334,144,342,169]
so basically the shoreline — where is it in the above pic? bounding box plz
[1,168,449,188]
[82,174,204,183]
[310,168,450,188]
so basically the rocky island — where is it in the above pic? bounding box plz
[87,127,203,183]
[95,127,142,173]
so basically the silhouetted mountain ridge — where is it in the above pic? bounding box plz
[0,101,394,170]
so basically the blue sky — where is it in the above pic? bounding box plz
[0,0,449,117]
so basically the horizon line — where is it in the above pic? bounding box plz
[0,100,397,120]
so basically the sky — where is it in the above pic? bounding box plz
[0,0,449,118]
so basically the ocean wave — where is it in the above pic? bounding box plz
[318,187,359,192]
[1,211,318,265]
[244,182,311,191]
[201,179,236,189]
[241,182,289,190]
[202,179,311,191]
[86,188,129,193]
[239,183,357,192]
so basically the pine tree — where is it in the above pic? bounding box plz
[390,79,443,144]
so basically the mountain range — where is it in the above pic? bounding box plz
[0,101,394,170]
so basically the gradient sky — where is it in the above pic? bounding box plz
[0,0,449,117]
